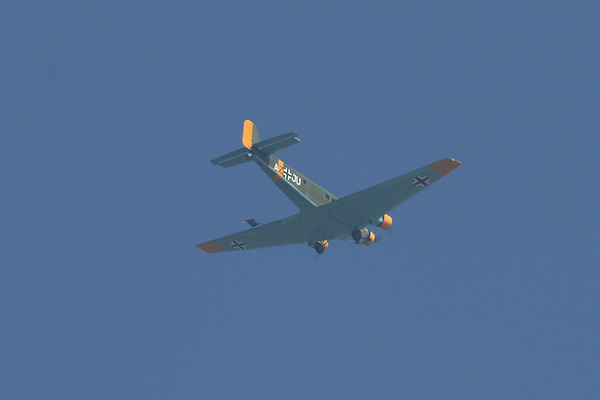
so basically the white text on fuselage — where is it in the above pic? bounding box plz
[274,162,302,186]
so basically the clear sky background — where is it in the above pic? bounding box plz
[2,1,599,399]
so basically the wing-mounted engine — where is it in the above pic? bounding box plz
[373,214,393,230]
[352,228,376,247]
[312,240,329,254]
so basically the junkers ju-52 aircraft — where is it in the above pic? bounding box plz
[197,120,461,254]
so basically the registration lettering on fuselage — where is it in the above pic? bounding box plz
[274,161,303,186]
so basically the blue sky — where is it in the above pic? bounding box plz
[2,1,599,398]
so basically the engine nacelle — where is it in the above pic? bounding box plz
[313,240,329,254]
[374,214,393,230]
[352,228,376,247]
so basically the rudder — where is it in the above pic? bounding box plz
[242,120,261,149]
[212,120,299,168]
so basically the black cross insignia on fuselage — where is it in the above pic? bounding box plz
[412,176,430,187]
[230,240,246,250]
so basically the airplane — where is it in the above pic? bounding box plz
[197,120,461,254]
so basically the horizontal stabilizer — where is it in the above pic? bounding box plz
[211,131,300,168]
[211,147,252,168]
[254,132,300,155]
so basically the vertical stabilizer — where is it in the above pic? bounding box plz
[242,120,261,149]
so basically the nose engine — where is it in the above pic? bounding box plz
[352,228,376,247]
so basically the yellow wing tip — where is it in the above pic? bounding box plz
[428,157,462,176]
[196,241,226,253]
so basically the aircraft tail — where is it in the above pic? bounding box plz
[211,120,300,168]
[210,120,335,211]
[242,120,261,149]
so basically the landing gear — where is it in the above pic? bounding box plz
[243,218,261,227]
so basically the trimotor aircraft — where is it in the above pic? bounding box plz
[197,120,461,254]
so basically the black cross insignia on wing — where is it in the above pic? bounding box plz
[230,240,247,250]
[412,176,430,187]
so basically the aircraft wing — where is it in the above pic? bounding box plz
[197,157,460,253]
[321,158,461,230]
[196,214,309,253]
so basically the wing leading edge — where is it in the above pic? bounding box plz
[196,214,309,253]
[320,157,462,230]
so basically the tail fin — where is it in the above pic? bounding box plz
[242,120,261,149]
[211,120,300,168]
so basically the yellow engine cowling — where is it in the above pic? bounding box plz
[374,214,393,230]
[364,231,375,247]
[352,228,376,247]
